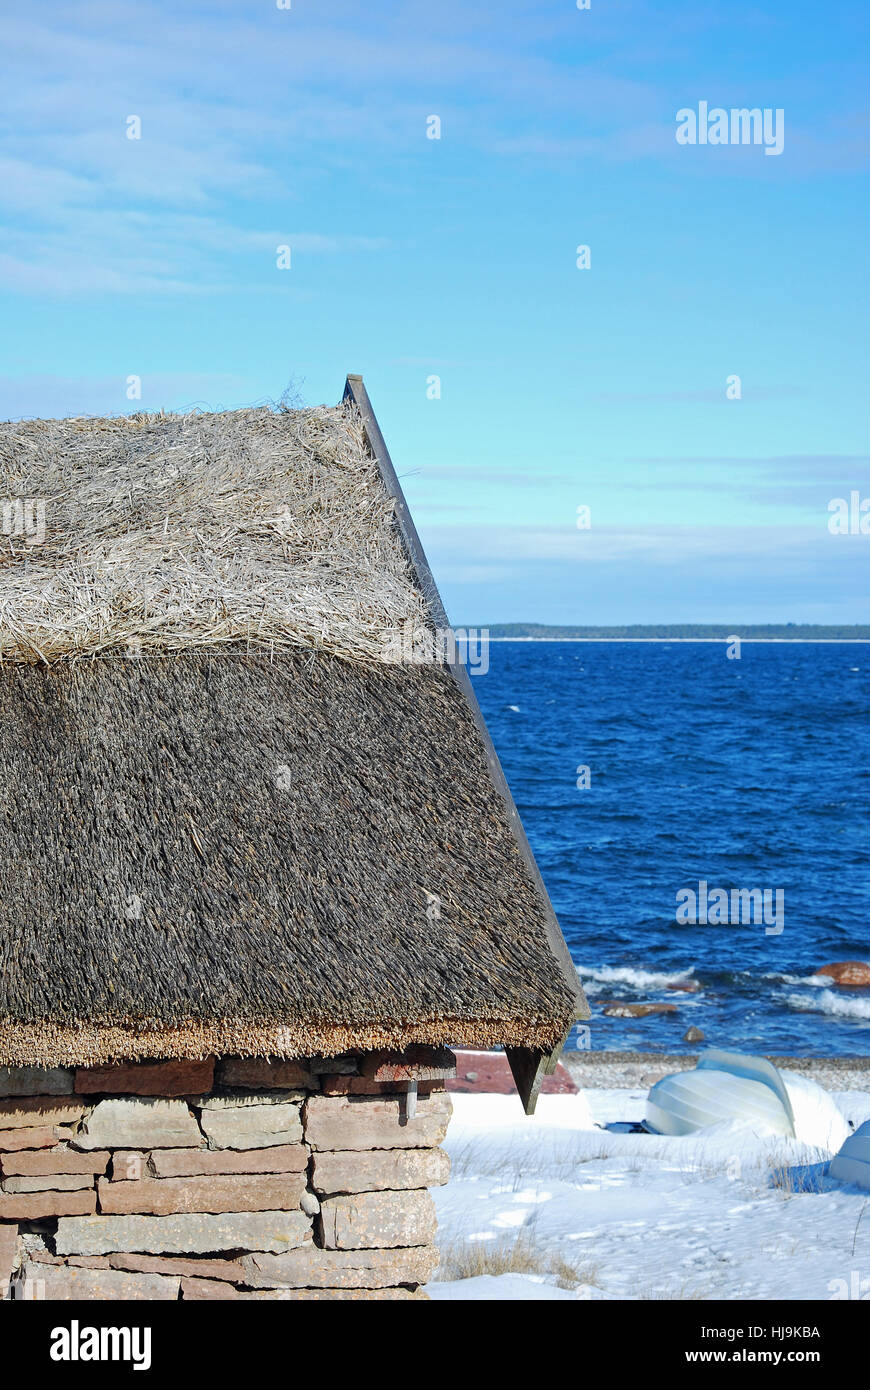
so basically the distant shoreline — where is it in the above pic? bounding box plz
[486,637,870,643]
[478,624,870,642]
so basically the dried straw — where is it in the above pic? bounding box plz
[0,404,428,664]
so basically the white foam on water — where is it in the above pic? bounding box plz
[577,964,697,994]
[765,971,830,987]
[783,988,870,1021]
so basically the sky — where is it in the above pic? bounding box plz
[1,0,868,625]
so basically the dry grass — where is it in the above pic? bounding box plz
[637,1281,711,1300]
[448,1135,613,1184]
[0,404,428,664]
[437,1231,599,1291]
[767,1155,829,1196]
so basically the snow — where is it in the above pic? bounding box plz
[428,1274,579,1301]
[428,1088,870,1300]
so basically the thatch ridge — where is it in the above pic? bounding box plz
[0,405,427,664]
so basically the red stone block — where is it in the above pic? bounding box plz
[74,1058,215,1096]
[359,1047,456,1083]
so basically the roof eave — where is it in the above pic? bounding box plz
[341,373,589,1113]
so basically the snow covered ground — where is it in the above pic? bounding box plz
[428,1086,870,1301]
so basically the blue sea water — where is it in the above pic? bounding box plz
[474,641,870,1057]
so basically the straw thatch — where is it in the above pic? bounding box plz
[0,405,426,664]
[0,397,583,1067]
[0,651,577,1065]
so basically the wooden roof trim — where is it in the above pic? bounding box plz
[341,374,589,1113]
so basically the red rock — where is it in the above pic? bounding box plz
[0,1189,96,1221]
[359,1047,456,1082]
[96,1172,306,1216]
[0,1126,73,1152]
[816,961,870,987]
[447,1050,578,1097]
[1,1149,109,1177]
[149,1145,307,1178]
[218,1058,314,1090]
[22,1263,179,1300]
[0,1098,86,1130]
[74,1058,214,1096]
[110,1252,245,1282]
[111,1151,148,1181]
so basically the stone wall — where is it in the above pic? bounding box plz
[0,1049,454,1300]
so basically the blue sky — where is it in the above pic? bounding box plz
[2,0,868,623]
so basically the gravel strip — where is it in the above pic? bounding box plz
[561,1051,870,1091]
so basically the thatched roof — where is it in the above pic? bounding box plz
[0,378,586,1072]
[0,404,425,665]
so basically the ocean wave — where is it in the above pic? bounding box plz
[783,989,870,1021]
[763,972,831,987]
[577,964,697,994]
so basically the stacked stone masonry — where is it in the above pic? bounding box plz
[0,1050,454,1300]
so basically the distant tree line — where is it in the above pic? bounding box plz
[482,623,870,640]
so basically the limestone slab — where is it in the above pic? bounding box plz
[75,1098,202,1150]
[22,1264,180,1300]
[199,1102,302,1150]
[241,1245,437,1289]
[312,1147,449,1195]
[303,1093,451,1151]
[0,1067,74,1098]
[3,1174,94,1193]
[55,1209,312,1256]
[97,1172,306,1216]
[319,1190,436,1250]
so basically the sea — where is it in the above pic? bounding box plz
[473,640,870,1057]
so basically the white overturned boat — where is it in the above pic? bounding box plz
[830,1119,870,1189]
[645,1048,850,1150]
[645,1049,795,1137]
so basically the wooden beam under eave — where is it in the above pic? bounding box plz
[505,1032,571,1116]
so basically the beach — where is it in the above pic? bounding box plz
[563,1051,870,1094]
[429,1051,870,1302]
